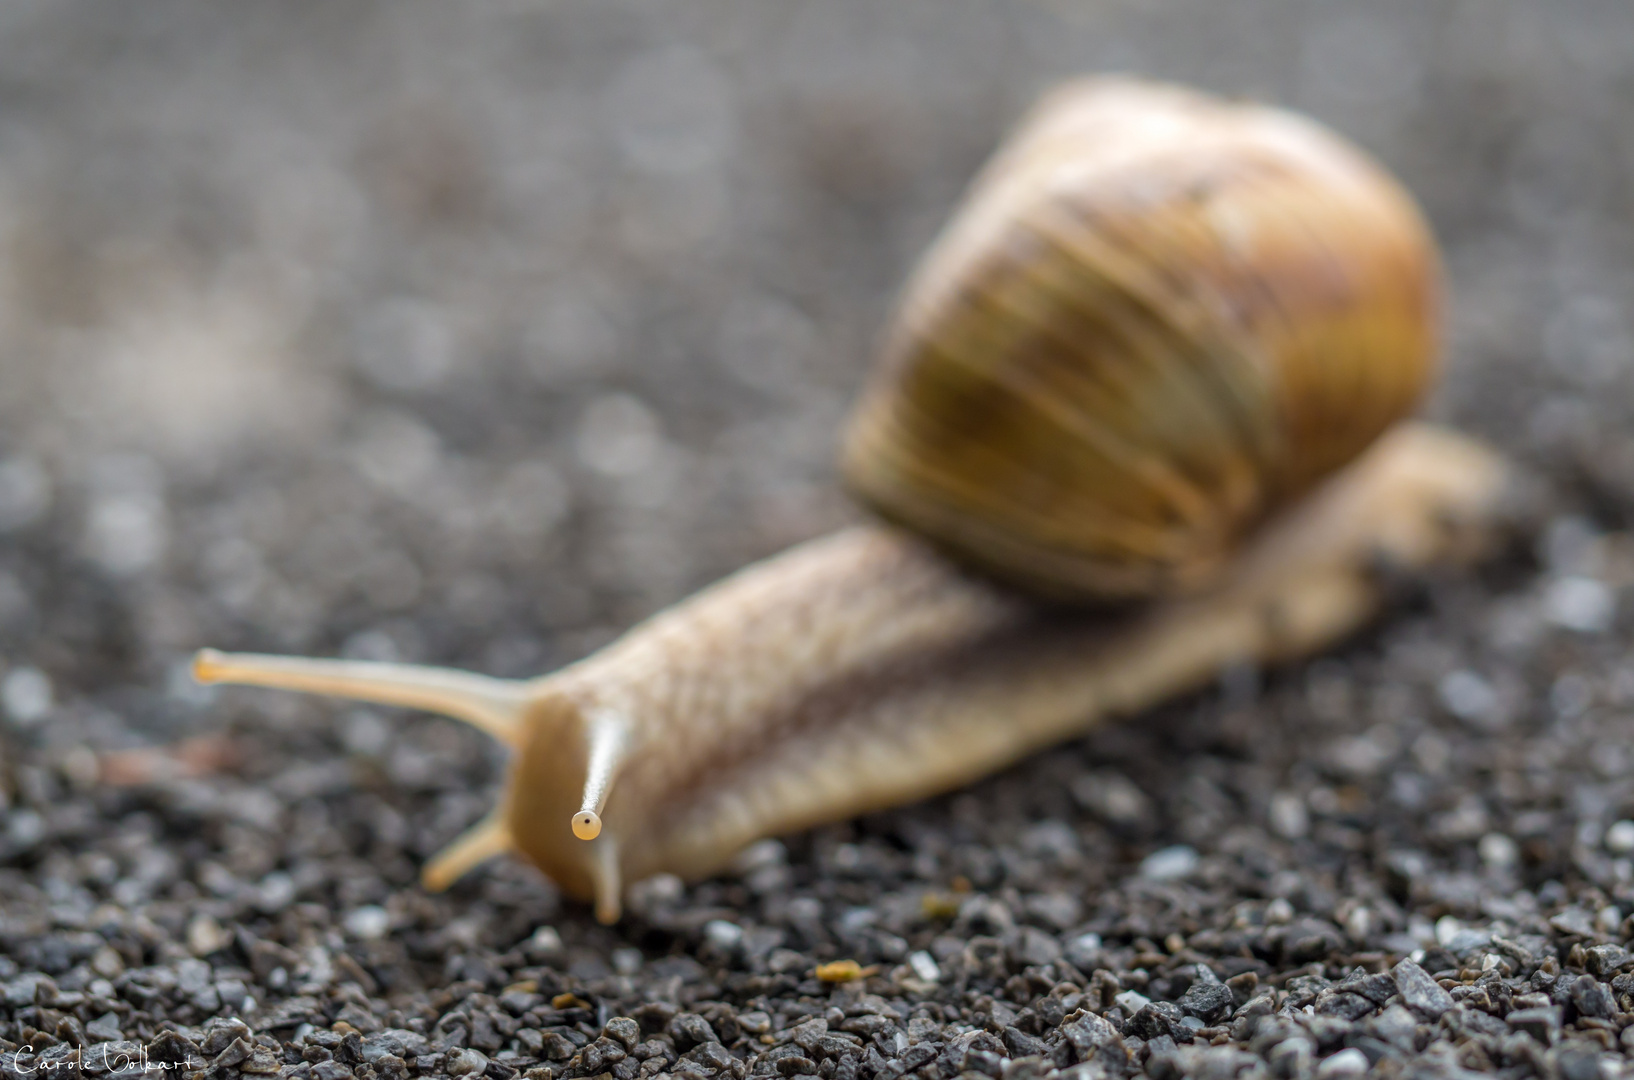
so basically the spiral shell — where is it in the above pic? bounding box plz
[842,78,1440,601]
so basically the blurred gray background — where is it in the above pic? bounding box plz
[0,0,1631,745]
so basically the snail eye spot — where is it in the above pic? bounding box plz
[572,811,603,840]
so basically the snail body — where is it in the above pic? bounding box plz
[194,79,1504,924]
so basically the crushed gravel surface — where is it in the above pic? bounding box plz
[6,5,1634,1080]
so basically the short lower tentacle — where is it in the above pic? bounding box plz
[422,812,515,892]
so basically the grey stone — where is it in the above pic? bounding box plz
[1392,958,1453,1020]
[1505,1006,1561,1043]
[447,1049,489,1078]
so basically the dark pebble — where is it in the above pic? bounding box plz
[1559,1048,1605,1080]
[1126,1003,1185,1041]
[1179,980,1234,1024]
[1569,975,1615,1019]
[1506,1006,1562,1042]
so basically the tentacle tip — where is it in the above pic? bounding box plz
[192,649,225,684]
[594,893,622,924]
[572,811,602,841]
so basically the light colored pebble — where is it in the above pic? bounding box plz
[447,1048,488,1077]
[704,919,744,949]
[187,913,229,957]
[527,925,563,956]
[1317,1048,1369,1079]
[1139,844,1199,881]
[1070,770,1151,825]
[1114,990,1151,1014]
[8,810,50,849]
[1066,932,1103,969]
[1438,669,1502,727]
[613,947,644,975]
[254,872,296,914]
[2,666,52,726]
[343,905,391,940]
[91,946,124,979]
[1544,575,1615,633]
[1269,791,1310,840]
[1478,832,1519,868]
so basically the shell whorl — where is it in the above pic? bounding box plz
[842,78,1440,601]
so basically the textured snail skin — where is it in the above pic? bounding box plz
[195,423,1503,922]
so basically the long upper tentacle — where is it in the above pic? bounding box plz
[193,649,529,748]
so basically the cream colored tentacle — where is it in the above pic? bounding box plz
[422,812,515,892]
[571,710,630,841]
[193,649,528,748]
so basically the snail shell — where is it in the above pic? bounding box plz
[844,78,1439,600]
[191,78,1500,923]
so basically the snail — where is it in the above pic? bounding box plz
[193,78,1505,924]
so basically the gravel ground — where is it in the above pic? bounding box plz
[6,4,1634,1080]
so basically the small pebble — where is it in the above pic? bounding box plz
[814,960,868,983]
[447,1049,489,1077]
[1477,832,1518,868]
[343,905,391,940]
[1439,669,1499,724]
[703,919,744,950]
[1,666,52,726]
[1268,791,1310,839]
[1114,990,1152,1014]
[1393,958,1453,1020]
[85,1012,122,1042]
[187,913,230,957]
[1316,1048,1369,1079]
[1544,575,1615,633]
[1139,845,1199,881]
[525,926,563,956]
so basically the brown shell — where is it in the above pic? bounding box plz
[841,78,1441,601]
